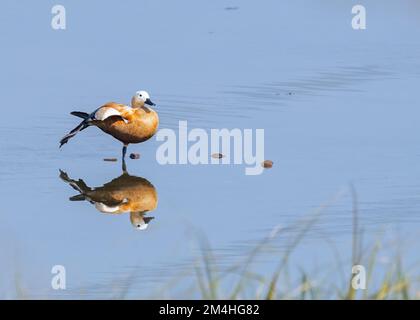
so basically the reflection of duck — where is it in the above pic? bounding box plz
[59,170,158,230]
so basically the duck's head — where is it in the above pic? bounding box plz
[131,90,156,108]
[130,211,155,230]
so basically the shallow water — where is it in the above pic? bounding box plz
[1,0,420,298]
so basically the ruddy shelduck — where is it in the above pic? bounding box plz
[59,170,158,230]
[60,91,158,169]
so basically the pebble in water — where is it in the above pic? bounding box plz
[211,153,224,159]
[262,160,273,169]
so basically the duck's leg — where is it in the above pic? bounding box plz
[122,143,128,172]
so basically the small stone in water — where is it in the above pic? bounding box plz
[211,153,224,159]
[262,160,273,168]
[130,153,140,160]
[104,158,117,162]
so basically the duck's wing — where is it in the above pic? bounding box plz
[92,102,134,123]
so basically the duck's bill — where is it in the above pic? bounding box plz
[145,98,156,106]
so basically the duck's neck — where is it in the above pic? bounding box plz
[131,97,143,108]
[131,97,153,113]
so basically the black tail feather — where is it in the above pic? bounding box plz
[69,194,87,201]
[70,111,90,119]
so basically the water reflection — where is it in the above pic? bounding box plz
[59,170,158,230]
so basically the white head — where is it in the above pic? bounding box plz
[132,90,155,107]
[134,220,149,230]
[130,212,155,230]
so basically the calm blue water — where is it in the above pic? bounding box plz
[0,0,419,298]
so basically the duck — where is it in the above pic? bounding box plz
[59,169,158,230]
[60,90,159,170]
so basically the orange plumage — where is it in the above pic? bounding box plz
[60,90,159,170]
[93,103,159,144]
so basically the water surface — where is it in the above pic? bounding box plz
[0,0,420,298]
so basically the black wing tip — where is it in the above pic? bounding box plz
[59,132,74,148]
[59,140,66,148]
[59,169,69,181]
